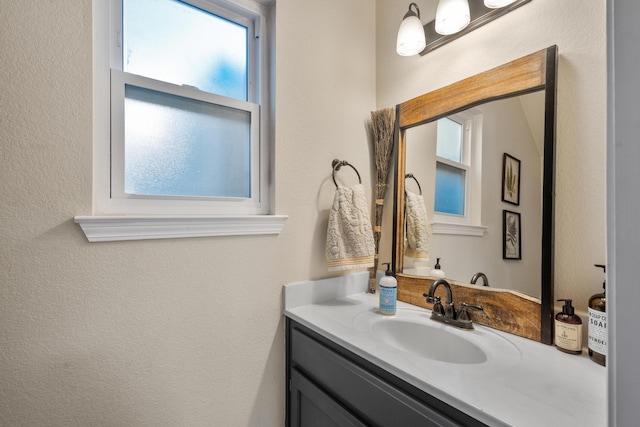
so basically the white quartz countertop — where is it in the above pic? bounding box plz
[284,272,606,427]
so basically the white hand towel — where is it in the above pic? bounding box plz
[326,184,375,271]
[404,190,430,260]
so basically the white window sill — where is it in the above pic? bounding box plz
[74,215,288,242]
[431,222,487,237]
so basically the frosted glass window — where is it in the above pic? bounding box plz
[124,85,251,198]
[123,0,248,101]
[102,0,267,219]
[435,162,465,215]
[436,118,462,162]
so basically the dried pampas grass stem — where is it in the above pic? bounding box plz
[368,107,396,293]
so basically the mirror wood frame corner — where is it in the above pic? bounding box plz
[392,45,557,344]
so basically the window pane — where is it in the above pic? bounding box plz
[436,118,462,162]
[123,0,248,101]
[124,85,251,198]
[435,162,465,215]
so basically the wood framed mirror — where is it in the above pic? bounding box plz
[392,46,557,344]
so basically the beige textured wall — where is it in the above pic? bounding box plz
[376,0,607,311]
[0,0,375,425]
[274,0,377,281]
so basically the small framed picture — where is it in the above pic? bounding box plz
[502,153,521,206]
[503,210,521,260]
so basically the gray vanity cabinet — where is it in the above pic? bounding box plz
[286,318,487,427]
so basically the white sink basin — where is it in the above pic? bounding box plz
[373,319,487,364]
[354,307,521,367]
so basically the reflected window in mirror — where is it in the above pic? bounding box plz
[432,110,484,233]
[435,162,465,215]
[435,117,466,215]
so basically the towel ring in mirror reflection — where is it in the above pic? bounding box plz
[332,159,362,188]
[405,173,422,195]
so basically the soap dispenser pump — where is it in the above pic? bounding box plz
[555,299,583,355]
[588,264,607,366]
[430,258,445,279]
[379,262,397,316]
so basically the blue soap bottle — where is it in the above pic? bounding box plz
[379,262,397,315]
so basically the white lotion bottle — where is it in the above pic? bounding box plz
[379,262,397,315]
[430,258,446,279]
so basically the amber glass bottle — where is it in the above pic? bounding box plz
[555,299,583,355]
[588,264,606,366]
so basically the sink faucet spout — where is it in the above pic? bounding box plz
[426,279,453,304]
[423,279,455,319]
[470,272,489,287]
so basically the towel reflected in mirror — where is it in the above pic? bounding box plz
[404,190,431,263]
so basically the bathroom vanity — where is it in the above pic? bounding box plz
[284,272,606,427]
[287,317,486,426]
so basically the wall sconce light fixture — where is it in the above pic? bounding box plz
[396,0,531,56]
[435,0,470,35]
[396,3,427,56]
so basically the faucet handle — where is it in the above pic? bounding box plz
[432,296,445,316]
[422,292,433,303]
[458,303,484,322]
[423,293,445,316]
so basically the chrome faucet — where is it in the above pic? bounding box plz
[423,279,484,330]
[470,272,489,286]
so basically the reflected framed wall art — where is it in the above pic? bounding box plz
[503,210,521,260]
[502,153,520,205]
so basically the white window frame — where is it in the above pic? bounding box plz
[432,110,486,237]
[76,0,286,242]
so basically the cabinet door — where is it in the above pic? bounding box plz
[290,368,367,427]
